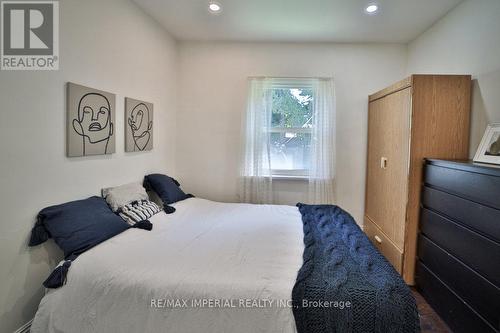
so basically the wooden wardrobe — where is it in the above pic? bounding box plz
[363,75,471,285]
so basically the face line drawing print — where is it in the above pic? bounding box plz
[128,102,152,151]
[72,92,114,155]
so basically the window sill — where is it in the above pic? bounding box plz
[272,175,309,181]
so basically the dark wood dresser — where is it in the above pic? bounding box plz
[417,159,500,333]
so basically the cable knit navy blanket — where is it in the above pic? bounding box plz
[292,204,420,333]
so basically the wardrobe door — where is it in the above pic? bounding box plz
[366,88,411,250]
[365,96,387,230]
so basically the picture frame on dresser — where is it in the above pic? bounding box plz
[474,123,500,165]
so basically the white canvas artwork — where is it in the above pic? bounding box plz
[67,83,116,157]
[125,97,153,152]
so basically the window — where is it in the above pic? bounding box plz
[269,88,313,176]
[240,77,335,204]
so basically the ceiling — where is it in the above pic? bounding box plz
[132,0,463,43]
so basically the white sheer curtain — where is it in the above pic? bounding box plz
[309,78,335,204]
[239,78,274,204]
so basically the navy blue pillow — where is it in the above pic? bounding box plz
[29,196,129,259]
[144,174,191,205]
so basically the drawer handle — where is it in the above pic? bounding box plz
[380,157,388,169]
[374,235,382,244]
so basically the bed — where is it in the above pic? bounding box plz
[31,198,304,333]
[31,198,419,333]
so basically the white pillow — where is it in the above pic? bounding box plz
[102,182,149,212]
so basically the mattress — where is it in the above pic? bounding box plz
[31,198,304,333]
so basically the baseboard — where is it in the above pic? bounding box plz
[13,318,32,333]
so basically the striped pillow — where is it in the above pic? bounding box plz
[117,200,161,226]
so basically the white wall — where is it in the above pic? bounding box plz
[407,0,500,155]
[177,42,407,222]
[4,0,499,330]
[0,1,178,331]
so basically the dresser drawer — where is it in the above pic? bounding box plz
[425,164,500,210]
[422,186,500,243]
[363,216,403,273]
[420,208,500,286]
[416,261,498,333]
[418,235,500,328]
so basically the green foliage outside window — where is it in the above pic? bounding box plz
[271,89,313,128]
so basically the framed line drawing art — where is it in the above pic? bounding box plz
[125,97,153,152]
[67,83,116,157]
[473,123,500,165]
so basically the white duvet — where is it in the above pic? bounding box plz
[31,198,304,333]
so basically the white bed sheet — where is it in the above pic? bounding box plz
[31,198,304,333]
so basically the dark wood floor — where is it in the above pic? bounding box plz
[412,288,452,333]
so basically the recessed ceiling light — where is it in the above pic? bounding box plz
[208,1,222,13]
[365,3,379,14]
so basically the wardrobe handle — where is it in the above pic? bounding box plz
[380,157,388,169]
[374,235,382,244]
